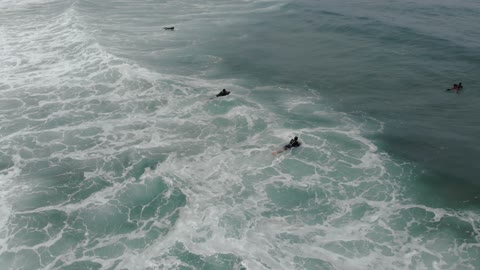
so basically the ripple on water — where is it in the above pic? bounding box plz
[0,99,23,111]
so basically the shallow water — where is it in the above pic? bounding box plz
[0,0,479,269]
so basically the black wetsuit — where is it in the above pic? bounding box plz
[216,90,230,97]
[283,139,301,150]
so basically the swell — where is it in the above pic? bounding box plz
[285,2,480,64]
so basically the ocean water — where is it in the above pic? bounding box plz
[0,0,479,269]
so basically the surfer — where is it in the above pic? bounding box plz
[446,82,463,93]
[284,136,301,150]
[446,84,458,91]
[216,89,230,97]
[163,27,174,30]
[272,136,301,155]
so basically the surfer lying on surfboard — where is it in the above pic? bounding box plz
[446,82,463,93]
[272,136,301,155]
[209,89,231,100]
[216,89,230,97]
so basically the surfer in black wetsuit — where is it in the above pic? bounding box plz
[283,136,301,150]
[216,89,230,97]
[273,136,301,155]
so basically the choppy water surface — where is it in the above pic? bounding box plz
[0,0,479,269]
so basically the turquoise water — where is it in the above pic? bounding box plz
[0,0,479,269]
